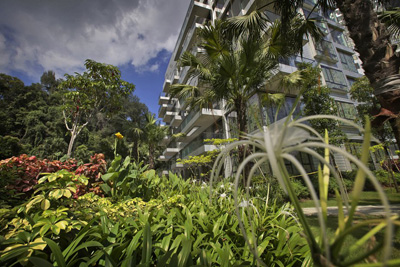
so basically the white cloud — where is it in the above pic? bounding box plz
[0,0,190,80]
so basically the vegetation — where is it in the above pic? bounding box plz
[1,1,400,266]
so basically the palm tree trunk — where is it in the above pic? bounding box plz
[335,0,400,147]
[235,99,250,184]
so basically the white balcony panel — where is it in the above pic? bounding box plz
[163,79,171,93]
[170,115,183,127]
[159,135,171,146]
[179,108,223,143]
[163,111,178,123]
[163,147,179,157]
[158,95,170,105]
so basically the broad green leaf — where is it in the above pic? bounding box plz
[102,172,117,182]
[30,237,47,251]
[64,190,72,198]
[55,221,68,230]
[40,224,51,237]
[41,199,51,211]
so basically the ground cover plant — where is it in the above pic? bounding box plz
[0,156,309,266]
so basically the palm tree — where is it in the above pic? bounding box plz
[133,113,166,169]
[253,0,400,147]
[170,16,321,167]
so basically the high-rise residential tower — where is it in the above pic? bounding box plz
[158,0,365,177]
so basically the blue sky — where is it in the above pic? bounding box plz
[0,0,190,116]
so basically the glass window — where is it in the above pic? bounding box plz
[321,66,347,90]
[315,40,338,61]
[347,77,356,87]
[262,96,302,125]
[331,28,351,47]
[336,101,357,120]
[338,51,358,72]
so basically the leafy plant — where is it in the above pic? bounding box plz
[211,113,400,265]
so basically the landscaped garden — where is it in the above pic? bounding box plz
[1,0,400,266]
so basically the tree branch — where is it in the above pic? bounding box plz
[63,110,72,132]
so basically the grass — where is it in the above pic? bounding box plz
[300,189,400,208]
[306,216,400,262]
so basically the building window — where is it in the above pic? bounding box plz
[336,101,357,120]
[262,96,302,125]
[315,40,338,61]
[330,28,352,47]
[338,51,358,73]
[347,77,356,88]
[321,66,348,90]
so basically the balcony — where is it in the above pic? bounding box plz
[180,132,223,159]
[172,1,212,61]
[162,79,171,93]
[158,94,170,105]
[158,103,173,118]
[170,114,183,127]
[163,111,180,123]
[163,147,180,158]
[159,135,171,146]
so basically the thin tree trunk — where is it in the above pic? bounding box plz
[149,144,155,170]
[335,0,400,146]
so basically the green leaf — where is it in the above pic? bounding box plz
[40,224,51,237]
[64,190,72,198]
[177,238,191,267]
[141,222,152,266]
[28,257,54,267]
[51,225,61,235]
[55,221,68,230]
[102,172,117,182]
[43,237,66,267]
[41,199,51,211]
[51,189,63,199]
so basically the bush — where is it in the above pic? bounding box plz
[0,153,108,203]
[0,171,309,266]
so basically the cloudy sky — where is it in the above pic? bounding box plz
[0,0,190,115]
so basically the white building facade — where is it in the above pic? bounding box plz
[158,0,366,176]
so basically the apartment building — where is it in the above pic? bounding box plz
[158,0,366,176]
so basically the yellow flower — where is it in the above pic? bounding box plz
[115,132,123,139]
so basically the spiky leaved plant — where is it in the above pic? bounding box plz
[210,105,399,266]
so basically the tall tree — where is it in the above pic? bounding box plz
[59,59,135,158]
[133,113,167,169]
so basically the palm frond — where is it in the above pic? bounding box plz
[379,7,400,41]
[225,10,270,38]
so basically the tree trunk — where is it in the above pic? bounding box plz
[235,99,250,184]
[66,122,79,158]
[149,144,155,170]
[335,0,400,147]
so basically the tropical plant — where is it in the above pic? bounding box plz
[0,171,309,266]
[211,105,399,265]
[132,113,166,169]
[58,59,135,157]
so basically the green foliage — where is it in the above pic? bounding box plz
[212,109,399,265]
[0,168,308,266]
[59,59,135,157]
[298,62,347,145]
[178,138,238,179]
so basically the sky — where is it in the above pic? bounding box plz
[0,0,191,116]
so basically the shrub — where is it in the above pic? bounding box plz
[0,153,108,203]
[0,172,308,266]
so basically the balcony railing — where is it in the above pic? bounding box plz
[181,132,224,159]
